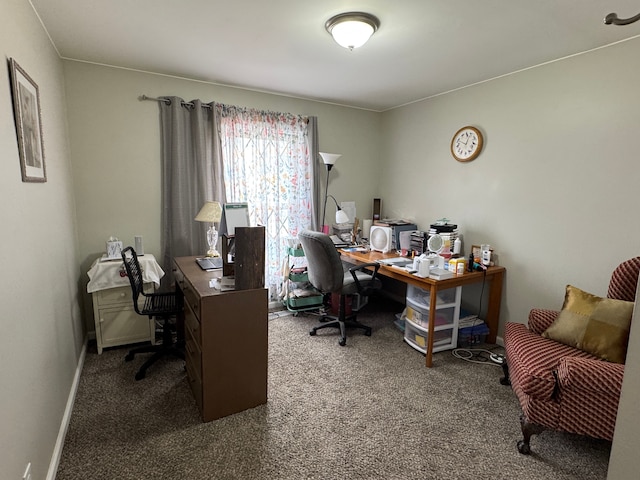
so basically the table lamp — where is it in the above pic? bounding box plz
[195,201,223,257]
[327,195,350,224]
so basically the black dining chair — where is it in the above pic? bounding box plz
[121,246,184,380]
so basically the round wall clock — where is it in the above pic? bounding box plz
[451,126,483,162]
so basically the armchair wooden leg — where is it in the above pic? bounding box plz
[517,414,545,454]
[500,361,511,386]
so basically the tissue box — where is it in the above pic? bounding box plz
[106,239,123,259]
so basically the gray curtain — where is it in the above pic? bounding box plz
[307,116,321,231]
[159,97,226,286]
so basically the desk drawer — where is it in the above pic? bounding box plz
[185,329,202,380]
[182,282,200,320]
[185,359,203,412]
[184,302,201,344]
[173,265,184,289]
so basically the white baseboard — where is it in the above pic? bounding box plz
[47,337,88,480]
[495,335,504,347]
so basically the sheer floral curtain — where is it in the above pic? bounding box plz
[216,105,315,299]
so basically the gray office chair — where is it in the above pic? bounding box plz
[298,229,382,346]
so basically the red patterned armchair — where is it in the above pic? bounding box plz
[502,257,640,454]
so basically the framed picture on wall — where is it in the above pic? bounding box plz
[9,58,46,183]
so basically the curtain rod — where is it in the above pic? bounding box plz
[139,94,211,109]
[139,94,309,122]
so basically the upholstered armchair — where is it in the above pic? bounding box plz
[502,257,640,454]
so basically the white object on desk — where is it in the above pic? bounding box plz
[362,219,372,239]
[428,268,454,280]
[369,226,392,253]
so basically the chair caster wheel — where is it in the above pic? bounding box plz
[309,329,317,336]
[134,371,146,381]
[125,353,135,362]
[339,338,346,346]
[517,440,531,455]
[365,329,372,336]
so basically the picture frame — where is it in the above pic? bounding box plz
[9,58,46,183]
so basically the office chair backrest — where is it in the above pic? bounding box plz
[121,246,145,315]
[298,230,344,293]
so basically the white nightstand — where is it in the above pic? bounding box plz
[87,254,164,354]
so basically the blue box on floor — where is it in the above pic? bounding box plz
[457,323,490,348]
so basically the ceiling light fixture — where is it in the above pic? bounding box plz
[325,12,380,50]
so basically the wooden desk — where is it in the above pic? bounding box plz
[340,249,505,368]
[173,256,268,422]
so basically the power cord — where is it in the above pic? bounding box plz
[458,269,487,349]
[451,348,505,366]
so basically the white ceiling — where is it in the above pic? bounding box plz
[30,0,640,111]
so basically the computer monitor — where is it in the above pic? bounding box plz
[222,202,250,236]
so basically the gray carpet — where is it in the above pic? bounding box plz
[56,299,611,479]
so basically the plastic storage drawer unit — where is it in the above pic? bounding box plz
[406,284,458,309]
[404,320,454,354]
[405,298,455,328]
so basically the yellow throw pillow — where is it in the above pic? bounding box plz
[542,285,634,364]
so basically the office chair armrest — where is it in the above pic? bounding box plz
[348,262,381,295]
[348,262,380,276]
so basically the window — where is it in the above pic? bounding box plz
[218,106,313,299]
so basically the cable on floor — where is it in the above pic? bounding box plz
[451,348,504,366]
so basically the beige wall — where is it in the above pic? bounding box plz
[62,61,382,331]
[380,37,640,330]
[1,1,83,479]
[379,38,640,476]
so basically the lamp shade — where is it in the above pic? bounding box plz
[335,209,350,224]
[319,152,341,167]
[194,201,222,223]
[325,12,380,50]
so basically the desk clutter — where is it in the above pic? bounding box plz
[361,217,497,280]
[333,212,503,365]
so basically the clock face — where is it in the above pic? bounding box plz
[451,126,483,162]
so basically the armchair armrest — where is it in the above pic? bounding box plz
[528,308,559,335]
[557,356,625,395]
[349,262,381,296]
